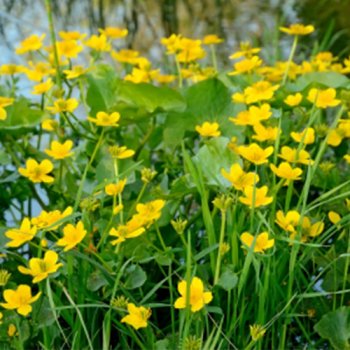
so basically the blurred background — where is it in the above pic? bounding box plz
[1,0,350,64]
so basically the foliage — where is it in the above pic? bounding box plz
[0,16,350,350]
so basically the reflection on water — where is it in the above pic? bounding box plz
[0,0,302,66]
[1,0,350,66]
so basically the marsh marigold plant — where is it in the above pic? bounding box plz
[1,15,350,350]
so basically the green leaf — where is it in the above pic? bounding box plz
[116,81,186,113]
[155,339,170,350]
[87,270,108,292]
[0,98,45,130]
[0,149,11,165]
[35,297,56,328]
[193,137,240,187]
[185,78,235,119]
[217,265,238,291]
[314,306,350,350]
[163,78,244,148]
[290,72,350,91]
[155,251,172,266]
[124,264,147,290]
[86,64,119,114]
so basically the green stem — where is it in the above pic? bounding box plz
[282,35,298,85]
[155,222,167,251]
[113,158,124,224]
[74,129,105,211]
[44,0,62,90]
[341,228,350,307]
[127,182,147,219]
[214,210,226,285]
[210,45,218,71]
[175,55,183,88]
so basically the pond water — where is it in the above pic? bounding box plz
[0,0,303,66]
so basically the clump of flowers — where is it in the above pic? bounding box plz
[1,16,349,350]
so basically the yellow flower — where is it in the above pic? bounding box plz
[249,104,272,123]
[344,155,350,164]
[240,231,274,253]
[113,204,124,215]
[231,104,271,127]
[63,65,88,79]
[111,49,140,64]
[230,110,254,126]
[24,61,54,82]
[0,96,14,121]
[250,324,267,341]
[195,121,221,137]
[275,210,300,233]
[57,221,87,251]
[161,34,183,54]
[85,34,111,52]
[239,185,273,208]
[87,111,120,127]
[121,303,151,330]
[328,211,341,225]
[45,140,74,160]
[18,250,63,283]
[47,98,79,114]
[99,27,128,39]
[105,179,127,196]
[270,162,302,181]
[176,38,206,63]
[221,163,259,191]
[18,159,54,183]
[135,199,166,226]
[154,74,176,84]
[301,217,324,237]
[16,34,45,54]
[174,277,213,312]
[279,24,315,36]
[307,88,340,109]
[229,56,262,75]
[291,127,315,145]
[231,92,247,104]
[1,285,41,317]
[252,124,279,142]
[32,207,73,230]
[284,93,303,107]
[109,146,135,159]
[244,81,279,104]
[109,218,145,245]
[5,218,37,248]
[327,129,344,147]
[237,143,274,165]
[32,78,54,95]
[279,146,313,165]
[56,40,83,58]
[0,64,26,75]
[59,31,86,41]
[0,96,15,107]
[124,67,159,84]
[229,41,261,59]
[202,34,223,45]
